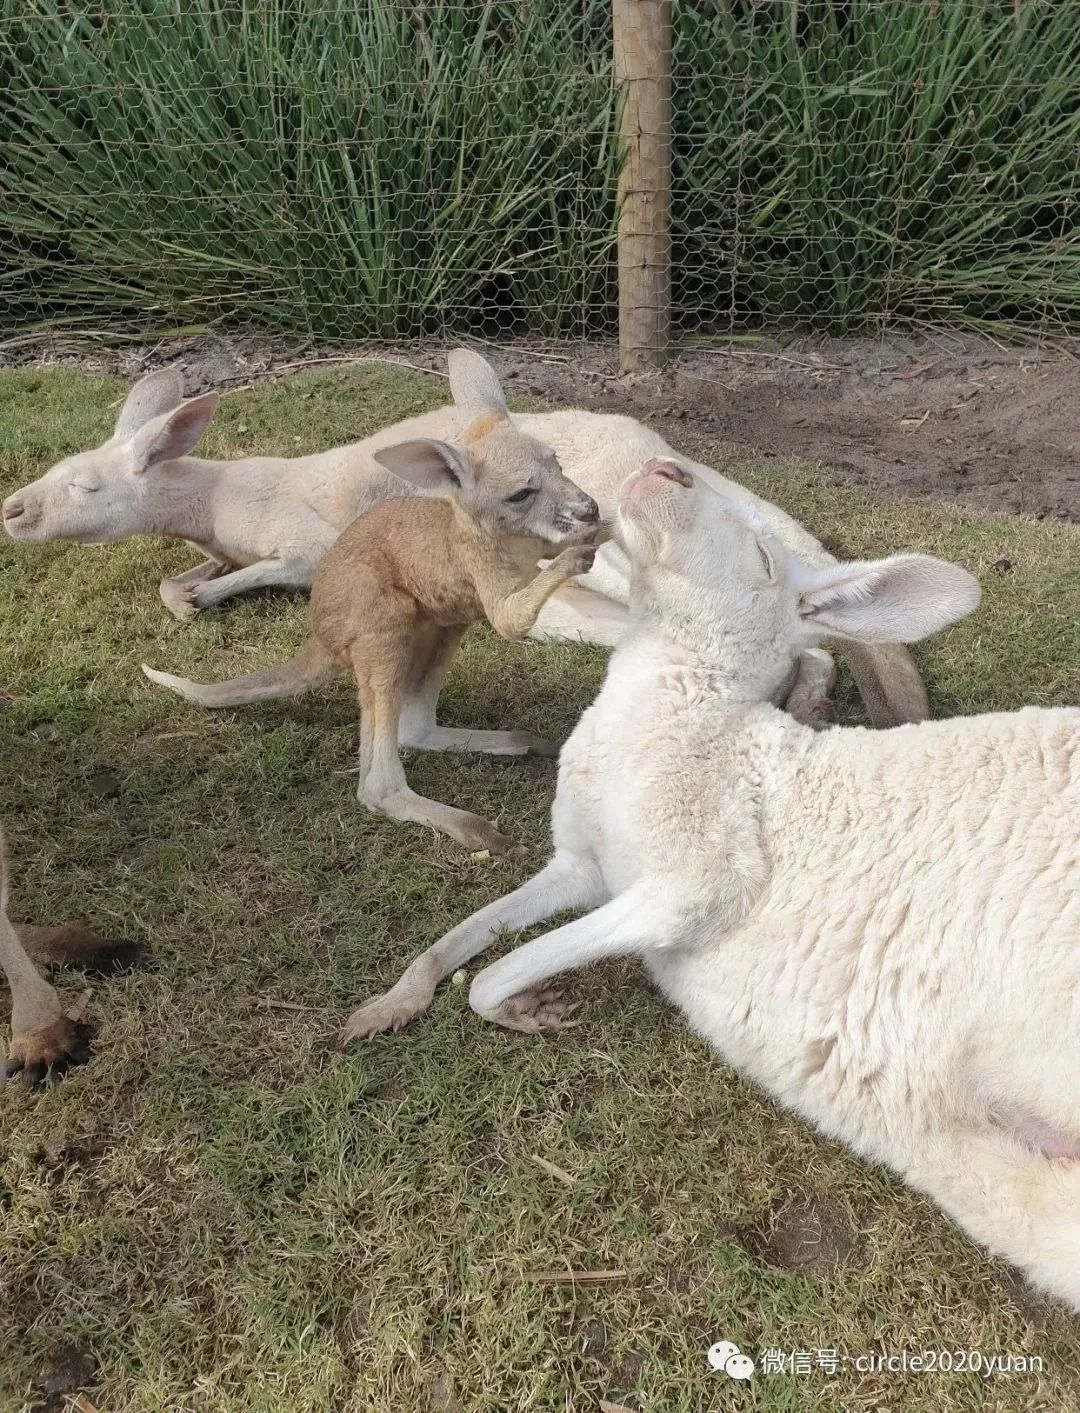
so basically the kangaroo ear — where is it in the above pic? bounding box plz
[115,368,185,439]
[446,349,509,419]
[797,554,981,643]
[129,392,219,473]
[373,438,475,492]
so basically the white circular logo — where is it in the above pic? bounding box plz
[708,1341,741,1372]
[708,1339,756,1380]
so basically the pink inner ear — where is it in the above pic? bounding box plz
[1010,1114,1080,1160]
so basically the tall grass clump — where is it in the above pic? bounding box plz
[675,0,1080,333]
[2,0,1079,341]
[0,0,619,339]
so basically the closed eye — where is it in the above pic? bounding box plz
[71,481,99,493]
[506,486,536,504]
[756,540,775,580]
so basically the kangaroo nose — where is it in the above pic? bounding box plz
[3,500,24,521]
[576,495,599,522]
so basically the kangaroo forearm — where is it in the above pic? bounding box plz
[490,565,577,640]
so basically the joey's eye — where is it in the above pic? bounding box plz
[756,541,774,579]
[506,487,536,505]
[71,481,98,494]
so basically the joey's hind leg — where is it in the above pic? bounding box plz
[354,644,509,855]
[398,627,555,757]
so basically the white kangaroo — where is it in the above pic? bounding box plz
[3,353,926,727]
[347,457,1080,1312]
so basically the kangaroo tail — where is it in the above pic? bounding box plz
[840,640,929,727]
[918,1131,1080,1312]
[141,638,338,709]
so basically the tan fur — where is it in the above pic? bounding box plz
[144,392,600,852]
[461,411,504,445]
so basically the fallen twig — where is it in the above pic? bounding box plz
[66,988,92,1022]
[257,996,329,1013]
[531,1154,577,1188]
[272,354,448,379]
[522,1269,631,1284]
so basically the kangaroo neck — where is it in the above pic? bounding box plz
[137,457,223,541]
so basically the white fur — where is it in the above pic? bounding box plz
[358,462,1080,1309]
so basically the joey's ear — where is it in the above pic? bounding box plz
[446,349,509,419]
[114,368,185,439]
[128,392,219,473]
[373,438,475,492]
[797,554,981,643]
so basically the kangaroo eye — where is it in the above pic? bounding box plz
[506,487,536,505]
[756,541,775,580]
[71,481,99,494]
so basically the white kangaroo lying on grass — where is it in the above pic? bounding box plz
[3,352,926,727]
[346,457,1080,1311]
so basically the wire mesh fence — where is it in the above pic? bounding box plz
[2,0,1078,358]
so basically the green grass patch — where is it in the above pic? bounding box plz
[0,364,1077,1411]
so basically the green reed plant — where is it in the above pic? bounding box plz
[2,0,1078,339]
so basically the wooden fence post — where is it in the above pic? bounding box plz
[613,0,672,372]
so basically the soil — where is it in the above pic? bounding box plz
[4,329,1078,522]
[738,1195,860,1274]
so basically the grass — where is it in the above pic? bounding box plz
[0,361,1077,1412]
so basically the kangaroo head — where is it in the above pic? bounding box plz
[371,349,598,545]
[618,457,981,697]
[3,369,219,544]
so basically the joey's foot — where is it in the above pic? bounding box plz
[480,986,580,1034]
[159,578,200,622]
[457,816,510,855]
[550,543,597,581]
[4,1018,92,1090]
[341,986,433,1042]
[499,729,559,758]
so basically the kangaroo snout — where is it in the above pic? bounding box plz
[573,494,600,523]
[3,498,25,522]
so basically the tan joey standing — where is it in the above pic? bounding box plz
[143,356,601,854]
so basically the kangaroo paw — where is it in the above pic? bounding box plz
[4,1018,93,1090]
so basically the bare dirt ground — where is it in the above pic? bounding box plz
[4,329,1078,520]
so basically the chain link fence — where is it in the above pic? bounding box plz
[2,0,1078,359]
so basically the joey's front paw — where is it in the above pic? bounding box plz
[159,579,200,622]
[551,543,597,581]
[477,986,580,1034]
